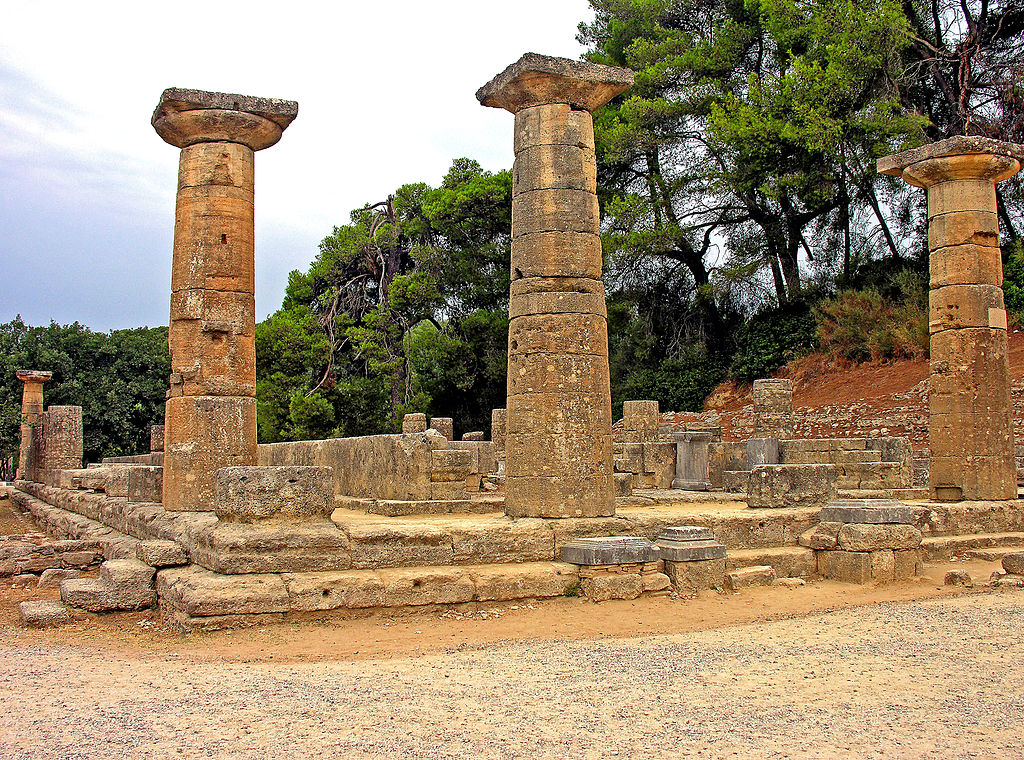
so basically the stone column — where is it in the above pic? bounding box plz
[477,54,633,518]
[15,370,51,481]
[152,88,298,511]
[752,379,795,439]
[622,400,660,442]
[879,136,1023,501]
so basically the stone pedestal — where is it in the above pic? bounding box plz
[478,54,633,518]
[672,432,712,490]
[879,137,1023,501]
[815,499,923,583]
[153,88,297,511]
[15,370,51,481]
[655,526,727,592]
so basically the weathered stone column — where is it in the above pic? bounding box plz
[152,88,298,511]
[40,406,83,472]
[477,54,633,518]
[15,370,51,481]
[879,136,1023,501]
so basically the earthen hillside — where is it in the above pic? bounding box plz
[661,330,1024,449]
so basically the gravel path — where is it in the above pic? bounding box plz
[1,592,1021,759]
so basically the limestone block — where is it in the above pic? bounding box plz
[747,438,780,467]
[491,409,507,451]
[177,141,255,191]
[581,573,643,602]
[709,442,747,488]
[451,521,554,565]
[282,570,386,611]
[61,578,156,612]
[463,432,485,441]
[150,425,165,453]
[867,436,913,468]
[507,351,610,397]
[818,499,924,525]
[622,400,660,442]
[155,566,290,617]
[348,524,454,569]
[673,432,711,490]
[402,413,428,434]
[163,395,258,511]
[504,433,612,479]
[837,524,923,551]
[561,536,659,565]
[506,390,611,439]
[512,103,596,153]
[643,572,672,593]
[313,434,433,501]
[128,466,163,503]
[214,466,333,522]
[19,600,72,628]
[726,565,776,590]
[944,569,974,587]
[927,178,997,216]
[614,472,633,497]
[870,550,896,582]
[798,522,842,550]
[641,442,677,489]
[378,567,475,607]
[509,312,608,356]
[928,210,999,249]
[894,549,920,579]
[929,283,1006,333]
[170,194,255,293]
[189,521,350,574]
[470,562,578,601]
[514,143,597,194]
[37,568,81,588]
[1003,552,1024,575]
[512,187,599,237]
[723,470,750,493]
[430,481,467,500]
[746,465,837,509]
[506,474,615,518]
[818,550,871,584]
[136,540,188,567]
[40,406,83,471]
[429,417,454,440]
[508,288,607,319]
[511,231,603,279]
[664,558,726,592]
[930,244,1003,288]
[430,449,473,482]
[12,573,36,588]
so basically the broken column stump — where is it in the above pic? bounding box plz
[560,536,669,600]
[746,464,838,509]
[654,526,727,592]
[814,499,923,583]
[152,88,298,511]
[752,379,795,439]
[478,54,633,518]
[15,370,51,481]
[879,137,1023,501]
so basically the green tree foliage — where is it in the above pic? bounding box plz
[256,159,511,441]
[0,317,170,473]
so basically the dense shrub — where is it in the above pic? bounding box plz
[615,352,726,417]
[729,302,818,383]
[815,284,928,363]
[1003,241,1024,320]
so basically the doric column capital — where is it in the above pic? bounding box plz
[878,136,1023,188]
[16,370,52,386]
[476,53,633,114]
[152,88,298,151]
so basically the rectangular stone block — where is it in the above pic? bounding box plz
[818,550,871,584]
[512,188,599,237]
[511,231,603,279]
[282,570,385,611]
[156,566,289,617]
[929,244,1002,288]
[505,433,612,479]
[507,392,611,436]
[870,549,895,582]
[746,464,837,509]
[927,178,997,217]
[513,102,595,154]
[178,141,254,192]
[929,284,1005,333]
[171,194,255,293]
[505,474,615,518]
[509,288,607,318]
[127,466,163,504]
[508,312,608,356]
[664,558,726,592]
[507,351,610,396]
[215,465,334,521]
[514,144,596,194]
[378,567,475,607]
[928,210,999,250]
[837,524,923,551]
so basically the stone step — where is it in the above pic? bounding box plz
[964,545,1024,562]
[157,561,580,631]
[840,488,929,501]
[921,532,1024,561]
[726,547,815,579]
[726,565,776,590]
[19,600,72,628]
[99,558,156,588]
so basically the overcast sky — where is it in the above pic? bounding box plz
[0,1,592,332]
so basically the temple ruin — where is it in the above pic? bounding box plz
[8,57,1024,630]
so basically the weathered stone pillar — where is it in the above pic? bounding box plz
[880,137,1022,501]
[622,400,660,442]
[40,406,83,472]
[15,370,51,481]
[477,54,633,518]
[752,379,795,439]
[152,88,298,510]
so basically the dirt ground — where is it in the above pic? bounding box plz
[2,496,1022,758]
